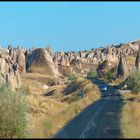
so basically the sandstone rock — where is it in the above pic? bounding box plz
[26,48,61,77]
[16,49,26,72]
[42,84,48,90]
[9,46,26,72]
[30,40,139,75]
[97,60,109,77]
[0,55,21,91]
[135,45,140,70]
[46,47,52,55]
[117,53,130,78]
[6,68,21,91]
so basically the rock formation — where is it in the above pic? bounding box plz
[117,53,130,78]
[0,49,21,90]
[16,49,26,73]
[0,39,138,90]
[97,60,109,77]
[51,40,140,74]
[135,45,140,70]
[8,45,26,73]
[26,48,60,77]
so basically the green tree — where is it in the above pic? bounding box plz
[107,71,113,80]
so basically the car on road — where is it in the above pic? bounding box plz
[100,85,107,91]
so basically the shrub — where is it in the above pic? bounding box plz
[0,84,28,138]
[127,71,140,94]
[106,70,116,80]
[68,75,77,80]
[64,77,87,95]
[67,95,81,103]
[87,69,97,78]
[107,71,113,80]
[74,105,81,115]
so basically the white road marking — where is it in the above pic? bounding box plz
[86,126,90,131]
[91,122,96,127]
[81,134,86,138]
[80,100,109,138]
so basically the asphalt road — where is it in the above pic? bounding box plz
[53,79,124,138]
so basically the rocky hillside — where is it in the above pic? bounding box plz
[0,39,140,90]
[23,39,140,77]
[53,40,140,68]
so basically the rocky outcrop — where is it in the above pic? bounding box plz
[0,39,138,90]
[135,45,140,70]
[97,60,109,77]
[16,49,26,73]
[8,45,26,72]
[0,49,21,90]
[26,48,60,77]
[117,53,130,78]
[52,40,140,74]
[5,39,140,79]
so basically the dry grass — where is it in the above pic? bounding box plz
[43,91,100,138]
[21,79,46,95]
[126,55,135,66]
[27,66,53,75]
[20,71,100,138]
[120,92,140,100]
[109,78,125,86]
[21,72,55,84]
[27,95,69,138]
[121,101,140,138]
[42,77,100,138]
[58,65,73,77]
[20,72,60,95]
[62,77,100,103]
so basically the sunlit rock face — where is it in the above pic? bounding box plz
[135,45,140,70]
[51,40,140,74]
[0,39,139,90]
[0,48,21,90]
[117,53,130,78]
[26,48,61,77]
[8,45,26,73]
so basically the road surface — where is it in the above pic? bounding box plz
[53,79,124,138]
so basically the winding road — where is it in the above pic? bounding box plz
[54,79,124,138]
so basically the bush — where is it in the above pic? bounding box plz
[64,77,87,95]
[127,71,140,94]
[67,95,81,103]
[68,75,77,80]
[87,69,97,78]
[106,70,116,80]
[74,105,81,115]
[0,84,28,138]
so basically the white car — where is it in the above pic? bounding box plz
[100,85,107,91]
